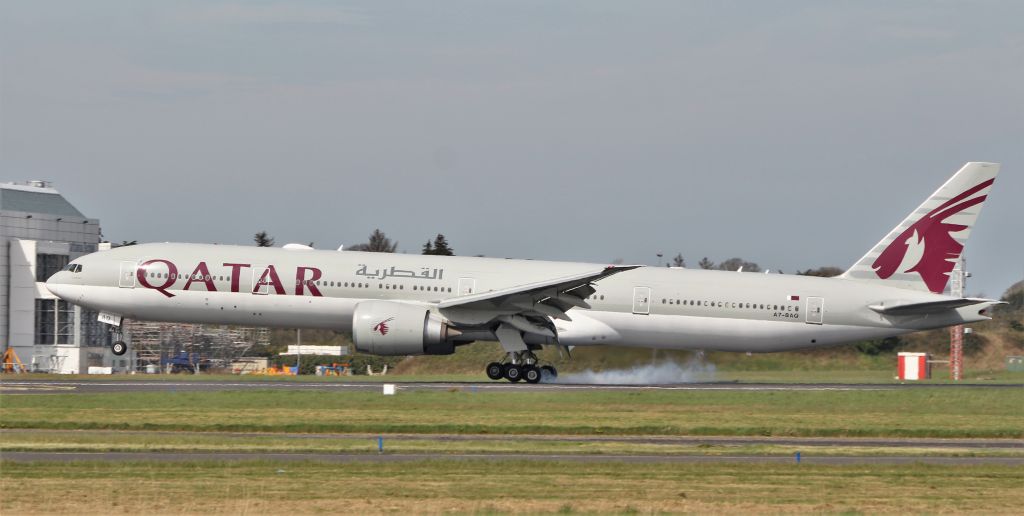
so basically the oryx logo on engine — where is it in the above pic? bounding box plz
[373,317,395,336]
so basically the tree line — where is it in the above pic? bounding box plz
[665,253,841,277]
[253,229,454,256]
[254,230,851,274]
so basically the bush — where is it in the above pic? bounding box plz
[854,337,903,356]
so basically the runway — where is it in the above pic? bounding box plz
[2,428,1019,450]
[3,450,1022,465]
[2,378,1022,394]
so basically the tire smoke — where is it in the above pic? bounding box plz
[552,356,716,385]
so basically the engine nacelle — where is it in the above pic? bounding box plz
[352,301,457,356]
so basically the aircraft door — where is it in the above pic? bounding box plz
[458,278,475,296]
[118,261,137,288]
[806,297,824,324]
[632,286,651,315]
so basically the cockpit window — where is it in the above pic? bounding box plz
[64,264,83,273]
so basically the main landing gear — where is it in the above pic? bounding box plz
[486,351,558,384]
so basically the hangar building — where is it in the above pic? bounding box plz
[1,180,128,373]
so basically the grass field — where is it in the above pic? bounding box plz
[3,381,1023,514]
[2,460,1023,514]
[2,388,1022,438]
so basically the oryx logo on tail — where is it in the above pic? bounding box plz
[872,178,994,293]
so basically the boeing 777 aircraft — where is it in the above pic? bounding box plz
[46,162,1002,383]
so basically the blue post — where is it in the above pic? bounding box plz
[378,436,383,453]
[795,451,801,464]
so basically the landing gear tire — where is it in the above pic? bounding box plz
[541,365,558,379]
[486,362,504,381]
[504,364,523,382]
[111,341,127,356]
[523,365,541,384]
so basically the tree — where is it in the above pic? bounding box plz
[254,231,274,247]
[798,266,844,277]
[421,240,433,254]
[118,240,138,247]
[426,234,454,256]
[349,229,398,253]
[718,257,761,272]
[697,257,715,270]
[1001,280,1024,311]
[671,253,686,268]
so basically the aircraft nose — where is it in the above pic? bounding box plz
[45,273,68,299]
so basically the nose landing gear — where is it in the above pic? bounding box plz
[485,352,558,384]
[111,341,128,356]
[109,329,128,356]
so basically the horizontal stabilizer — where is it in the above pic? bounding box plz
[868,297,1003,316]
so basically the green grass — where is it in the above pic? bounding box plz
[2,388,1021,438]
[2,460,1022,514]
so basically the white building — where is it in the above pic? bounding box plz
[1,181,133,373]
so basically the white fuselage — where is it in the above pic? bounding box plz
[45,243,989,353]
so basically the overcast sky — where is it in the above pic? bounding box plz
[2,1,1022,296]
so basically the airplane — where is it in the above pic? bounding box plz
[46,162,1002,383]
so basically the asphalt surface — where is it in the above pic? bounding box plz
[2,378,1022,394]
[2,428,1019,450]
[3,450,1022,465]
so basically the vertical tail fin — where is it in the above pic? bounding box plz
[841,162,1000,294]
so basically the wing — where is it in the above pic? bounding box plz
[437,265,639,338]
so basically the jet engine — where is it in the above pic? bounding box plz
[352,301,458,356]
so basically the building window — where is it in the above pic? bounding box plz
[57,302,74,344]
[80,309,111,348]
[35,299,55,344]
[36,299,76,344]
[36,254,69,282]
